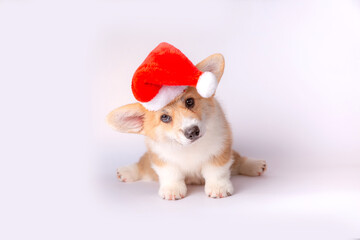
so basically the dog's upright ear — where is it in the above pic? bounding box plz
[106,103,146,134]
[196,53,225,83]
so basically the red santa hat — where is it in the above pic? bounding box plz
[131,42,218,111]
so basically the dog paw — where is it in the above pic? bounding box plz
[159,182,187,200]
[116,164,139,182]
[239,159,267,177]
[205,180,234,198]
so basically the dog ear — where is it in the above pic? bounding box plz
[196,53,225,83]
[106,103,146,134]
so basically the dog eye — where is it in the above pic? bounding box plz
[160,114,172,123]
[185,98,195,109]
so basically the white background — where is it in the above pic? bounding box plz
[0,0,359,239]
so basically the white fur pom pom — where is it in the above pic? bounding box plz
[141,85,187,111]
[196,72,218,98]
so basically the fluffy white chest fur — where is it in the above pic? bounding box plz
[146,100,229,176]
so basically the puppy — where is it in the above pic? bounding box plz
[107,53,266,200]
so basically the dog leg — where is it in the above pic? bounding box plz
[202,160,234,198]
[153,164,187,200]
[231,151,267,176]
[117,163,140,182]
[117,152,159,182]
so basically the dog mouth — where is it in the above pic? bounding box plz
[178,136,202,146]
[176,128,204,145]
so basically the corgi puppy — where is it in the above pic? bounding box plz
[107,53,267,200]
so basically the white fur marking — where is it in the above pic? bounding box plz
[202,158,234,198]
[153,164,187,200]
[141,85,187,111]
[117,164,139,182]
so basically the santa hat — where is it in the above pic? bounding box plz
[131,42,218,111]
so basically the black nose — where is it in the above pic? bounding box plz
[184,125,200,141]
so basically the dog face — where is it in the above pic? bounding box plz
[107,53,225,145]
[143,87,216,145]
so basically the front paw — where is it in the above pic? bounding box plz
[159,182,187,200]
[205,180,234,198]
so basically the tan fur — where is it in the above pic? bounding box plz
[149,151,166,168]
[210,124,232,166]
[231,151,267,176]
[110,86,266,182]
[196,53,225,83]
[136,152,159,180]
[231,151,247,174]
[108,53,267,198]
[106,103,146,134]
[143,87,211,141]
